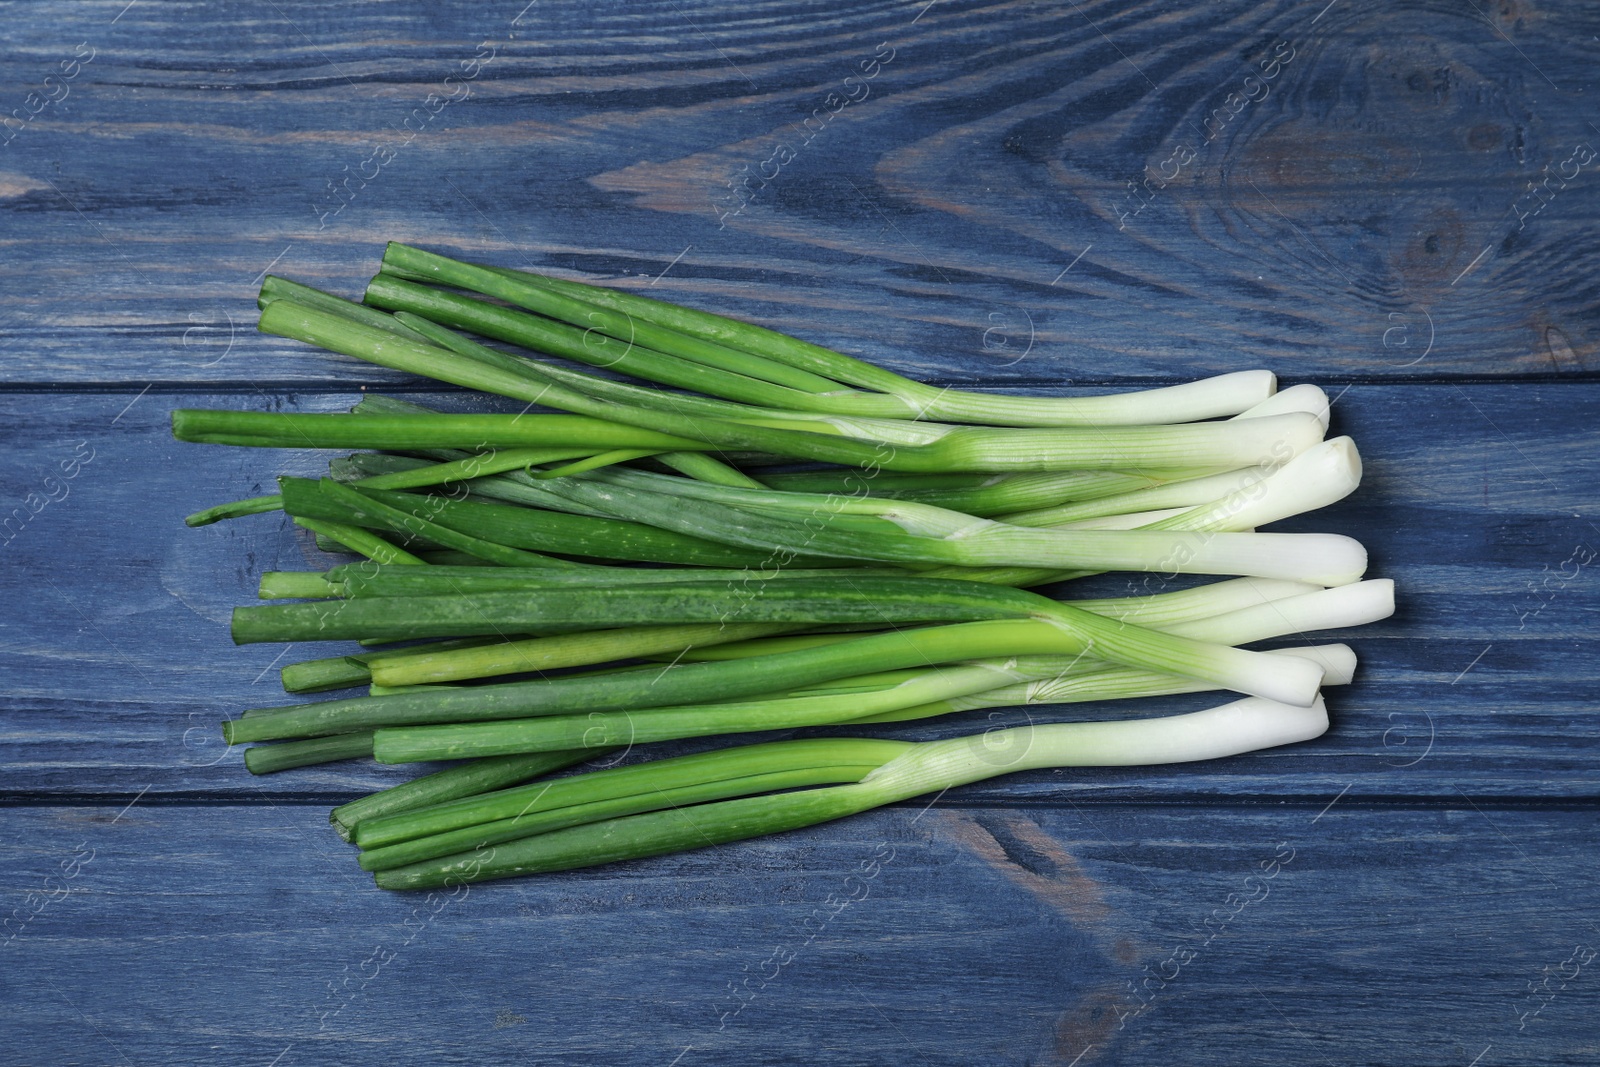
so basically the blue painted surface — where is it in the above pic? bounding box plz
[2,3,1598,1065]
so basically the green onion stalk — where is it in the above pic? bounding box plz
[353,572,1321,686]
[220,575,1393,760]
[350,646,1356,869]
[328,749,608,840]
[224,299,1327,474]
[736,385,1330,513]
[251,572,1315,692]
[184,445,606,528]
[220,582,1329,745]
[374,243,1280,428]
[316,429,1355,596]
[368,693,1330,888]
[277,476,804,569]
[366,579,1391,762]
[277,635,520,693]
[527,469,1365,587]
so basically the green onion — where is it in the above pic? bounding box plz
[367,581,1390,761]
[337,447,598,489]
[356,646,1356,870]
[853,644,1356,723]
[653,575,1321,662]
[342,485,803,568]
[330,749,606,841]
[655,450,767,489]
[248,300,1324,473]
[259,273,439,343]
[281,477,573,568]
[380,243,1279,427]
[353,737,912,851]
[534,469,1367,585]
[365,621,804,688]
[228,575,1055,644]
[372,694,1328,888]
[223,593,1326,745]
[290,516,428,565]
[165,240,1391,895]
[257,572,343,600]
[279,636,524,693]
[185,493,286,527]
[323,563,904,598]
[244,731,375,774]
[172,407,713,454]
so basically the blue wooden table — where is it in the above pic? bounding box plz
[4,2,1598,1064]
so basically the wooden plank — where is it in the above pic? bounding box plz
[2,1,1598,385]
[2,801,1596,1065]
[2,383,1596,800]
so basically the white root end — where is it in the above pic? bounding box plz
[1007,693,1330,769]
[1233,383,1332,431]
[1169,579,1395,644]
[1264,643,1358,685]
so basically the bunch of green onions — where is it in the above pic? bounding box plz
[176,242,1391,890]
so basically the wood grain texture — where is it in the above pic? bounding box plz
[1,384,1597,801]
[3,1,1599,1061]
[3,802,1598,1067]
[2,0,1598,384]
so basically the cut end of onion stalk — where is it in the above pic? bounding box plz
[1180,436,1362,534]
[1262,435,1363,511]
[1266,643,1357,686]
[1126,530,1367,587]
[1164,580,1393,650]
[1215,642,1326,707]
[1267,531,1369,587]
[1263,578,1394,635]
